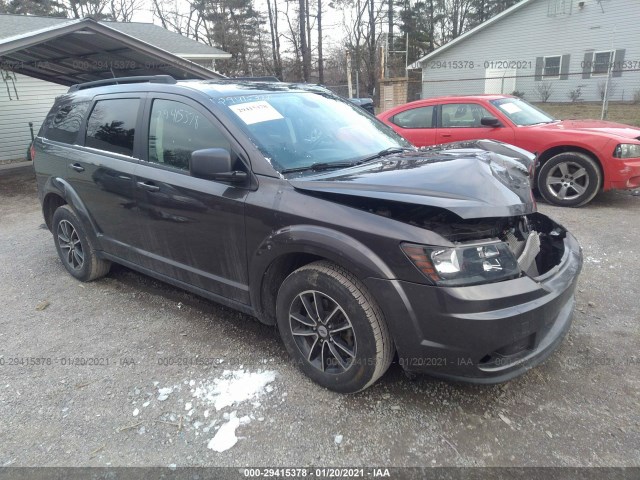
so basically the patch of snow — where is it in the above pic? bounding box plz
[185,402,192,411]
[207,413,241,452]
[142,401,150,408]
[157,387,173,401]
[132,408,139,417]
[335,434,343,445]
[192,369,276,411]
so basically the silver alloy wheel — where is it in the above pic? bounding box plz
[57,220,84,270]
[544,160,590,201]
[289,290,357,374]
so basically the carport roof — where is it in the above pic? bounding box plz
[0,16,226,86]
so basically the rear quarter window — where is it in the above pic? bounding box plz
[42,101,90,144]
[85,98,140,156]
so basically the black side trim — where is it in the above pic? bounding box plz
[99,251,256,317]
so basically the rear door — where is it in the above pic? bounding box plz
[436,102,515,144]
[65,94,144,260]
[386,105,436,147]
[132,94,251,303]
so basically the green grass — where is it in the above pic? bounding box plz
[532,102,640,127]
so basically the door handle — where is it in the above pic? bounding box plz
[69,163,85,172]
[136,181,160,192]
[441,134,452,138]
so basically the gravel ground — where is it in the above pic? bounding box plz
[0,165,638,468]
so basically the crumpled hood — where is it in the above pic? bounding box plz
[289,140,537,219]
[538,119,640,140]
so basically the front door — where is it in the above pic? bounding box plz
[436,102,515,144]
[132,94,251,303]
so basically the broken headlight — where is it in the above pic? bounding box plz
[401,241,520,286]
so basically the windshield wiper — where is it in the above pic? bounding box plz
[355,146,414,163]
[280,147,413,174]
[281,160,363,174]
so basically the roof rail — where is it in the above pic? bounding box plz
[68,75,177,92]
[232,76,281,82]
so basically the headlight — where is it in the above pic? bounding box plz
[401,241,520,286]
[613,144,640,159]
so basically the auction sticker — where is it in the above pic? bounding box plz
[500,102,522,114]
[229,101,284,125]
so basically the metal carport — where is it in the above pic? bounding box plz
[0,17,223,86]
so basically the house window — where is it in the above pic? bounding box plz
[543,56,561,79]
[592,51,613,76]
[547,0,572,16]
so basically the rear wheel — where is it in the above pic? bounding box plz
[537,152,601,207]
[52,205,111,282]
[276,261,394,393]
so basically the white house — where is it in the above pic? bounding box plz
[410,0,639,104]
[0,15,230,164]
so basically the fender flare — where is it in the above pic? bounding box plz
[42,177,102,249]
[249,224,395,321]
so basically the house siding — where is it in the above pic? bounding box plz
[419,0,640,103]
[0,74,67,163]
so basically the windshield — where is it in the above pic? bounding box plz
[216,91,411,173]
[490,98,555,126]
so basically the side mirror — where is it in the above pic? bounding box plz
[190,148,247,183]
[481,116,502,127]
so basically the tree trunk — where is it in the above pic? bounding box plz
[317,0,323,83]
[299,0,310,81]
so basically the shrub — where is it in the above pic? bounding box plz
[568,87,583,103]
[535,82,553,103]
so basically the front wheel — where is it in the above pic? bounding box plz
[537,152,601,207]
[276,261,394,393]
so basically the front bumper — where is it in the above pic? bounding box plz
[365,232,582,383]
[605,157,640,191]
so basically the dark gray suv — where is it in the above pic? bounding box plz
[33,76,582,392]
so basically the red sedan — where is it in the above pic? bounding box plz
[378,95,640,207]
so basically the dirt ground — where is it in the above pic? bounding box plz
[0,165,638,469]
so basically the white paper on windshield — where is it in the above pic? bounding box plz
[229,101,284,125]
[500,102,522,114]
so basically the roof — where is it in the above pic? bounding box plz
[0,14,230,59]
[63,78,326,97]
[409,0,535,69]
[0,17,224,85]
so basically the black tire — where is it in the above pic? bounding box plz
[537,152,601,207]
[52,205,111,282]
[276,260,394,393]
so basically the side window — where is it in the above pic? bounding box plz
[43,101,90,144]
[441,103,493,128]
[391,106,434,129]
[85,98,140,156]
[148,99,231,171]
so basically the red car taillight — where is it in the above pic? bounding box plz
[30,142,36,162]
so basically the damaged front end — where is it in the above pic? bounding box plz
[400,212,567,287]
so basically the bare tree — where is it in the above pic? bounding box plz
[109,0,142,21]
[267,0,283,79]
[299,0,311,80]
